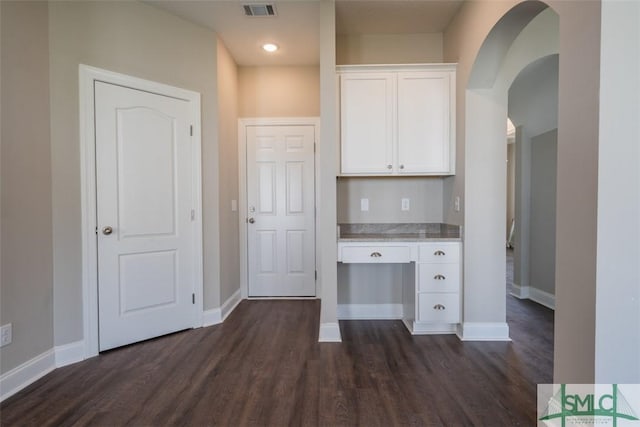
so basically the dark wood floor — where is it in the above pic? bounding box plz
[1,256,553,426]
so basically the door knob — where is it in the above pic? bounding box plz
[248,218,255,224]
[102,226,113,235]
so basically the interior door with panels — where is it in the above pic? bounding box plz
[95,81,196,351]
[246,125,316,297]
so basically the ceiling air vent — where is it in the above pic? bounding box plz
[243,4,277,17]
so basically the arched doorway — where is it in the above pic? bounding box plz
[456,2,558,343]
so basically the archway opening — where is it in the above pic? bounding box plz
[460,2,558,380]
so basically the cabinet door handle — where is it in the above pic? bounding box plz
[433,304,446,311]
[434,274,446,280]
[370,252,382,257]
[434,250,446,256]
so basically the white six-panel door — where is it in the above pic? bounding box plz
[95,81,196,351]
[246,125,316,297]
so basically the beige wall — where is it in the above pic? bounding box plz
[595,0,640,383]
[238,66,320,118]
[0,1,54,374]
[216,39,240,303]
[506,143,515,238]
[530,129,557,296]
[336,33,443,64]
[551,1,601,384]
[337,177,443,224]
[48,1,221,345]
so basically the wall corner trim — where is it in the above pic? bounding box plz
[202,289,242,327]
[457,322,511,341]
[510,283,530,299]
[55,340,86,368]
[318,322,342,342]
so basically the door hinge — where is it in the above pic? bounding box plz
[95,226,98,235]
[315,270,318,280]
[191,209,195,221]
[314,142,316,153]
[192,293,195,304]
[190,125,193,136]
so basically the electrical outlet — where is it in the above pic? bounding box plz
[360,198,369,212]
[0,324,12,347]
[401,198,410,211]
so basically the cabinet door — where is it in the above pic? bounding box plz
[340,73,394,174]
[397,72,451,174]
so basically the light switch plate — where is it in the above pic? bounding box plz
[454,196,461,212]
[401,198,410,211]
[360,198,369,212]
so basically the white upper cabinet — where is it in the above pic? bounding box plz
[340,73,394,174]
[338,64,456,176]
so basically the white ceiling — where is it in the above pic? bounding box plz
[147,0,464,66]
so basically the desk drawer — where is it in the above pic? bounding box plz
[418,242,460,263]
[417,263,460,293]
[340,245,412,263]
[418,293,460,323]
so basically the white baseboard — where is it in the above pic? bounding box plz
[510,284,555,310]
[510,283,530,299]
[0,349,55,402]
[202,307,222,327]
[528,287,556,310]
[55,340,85,368]
[457,322,511,341]
[221,289,242,321]
[337,303,403,320]
[318,322,342,342]
[203,288,242,327]
[0,339,88,402]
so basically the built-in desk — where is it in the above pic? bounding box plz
[337,223,462,335]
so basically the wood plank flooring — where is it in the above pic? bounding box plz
[1,259,553,426]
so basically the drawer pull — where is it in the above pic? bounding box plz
[434,274,446,280]
[434,250,446,256]
[370,252,382,257]
[433,304,446,311]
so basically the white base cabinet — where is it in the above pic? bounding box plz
[338,240,462,335]
[403,242,462,334]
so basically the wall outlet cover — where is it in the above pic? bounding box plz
[0,323,12,347]
[360,198,369,212]
[401,198,410,211]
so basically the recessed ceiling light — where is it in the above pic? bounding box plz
[262,43,278,53]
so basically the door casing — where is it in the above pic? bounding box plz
[238,118,320,299]
[80,65,203,358]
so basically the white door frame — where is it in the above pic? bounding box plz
[238,117,320,299]
[79,65,204,358]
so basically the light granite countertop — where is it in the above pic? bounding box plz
[338,223,462,242]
